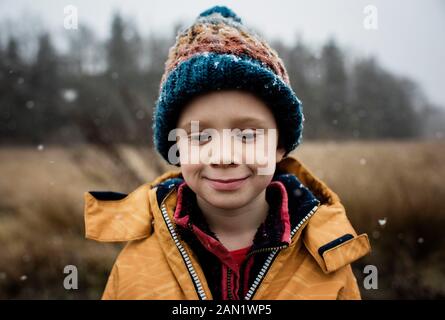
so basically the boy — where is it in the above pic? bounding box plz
[84,5,371,300]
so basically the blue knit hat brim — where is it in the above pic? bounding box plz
[153,52,304,165]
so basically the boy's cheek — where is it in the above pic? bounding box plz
[180,163,202,180]
[248,146,279,176]
[177,141,197,165]
[256,161,276,176]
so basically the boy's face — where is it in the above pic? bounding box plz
[176,90,285,210]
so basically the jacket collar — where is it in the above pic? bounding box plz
[276,157,371,274]
[83,170,180,242]
[84,156,370,273]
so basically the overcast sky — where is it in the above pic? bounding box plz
[1,0,444,108]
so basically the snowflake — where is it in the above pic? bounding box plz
[378,217,387,227]
[62,89,78,103]
[136,110,145,120]
[26,101,34,109]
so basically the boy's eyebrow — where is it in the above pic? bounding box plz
[177,120,213,133]
[232,116,269,128]
[177,117,269,132]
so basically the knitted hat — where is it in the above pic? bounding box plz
[152,5,304,165]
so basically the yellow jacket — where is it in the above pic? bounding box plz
[84,156,371,300]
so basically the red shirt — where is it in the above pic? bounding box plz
[229,245,251,269]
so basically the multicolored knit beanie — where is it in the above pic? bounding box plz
[152,5,304,165]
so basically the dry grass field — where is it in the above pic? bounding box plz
[0,140,444,299]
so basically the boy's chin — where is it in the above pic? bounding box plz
[199,192,252,211]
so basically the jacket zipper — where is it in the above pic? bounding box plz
[243,202,321,300]
[160,185,320,301]
[160,194,207,300]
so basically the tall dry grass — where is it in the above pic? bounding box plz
[294,140,445,299]
[0,140,444,299]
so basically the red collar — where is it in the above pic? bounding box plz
[230,245,252,271]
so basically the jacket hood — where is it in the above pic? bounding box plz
[84,156,370,274]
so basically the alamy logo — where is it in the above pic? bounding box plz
[63,5,78,30]
[167,121,279,175]
[363,5,378,30]
[63,265,78,290]
[363,265,378,289]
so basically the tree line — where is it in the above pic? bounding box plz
[0,13,443,146]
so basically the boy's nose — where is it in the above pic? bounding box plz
[208,147,239,167]
[210,162,238,168]
[207,131,241,166]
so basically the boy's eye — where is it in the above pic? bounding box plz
[189,132,211,144]
[237,129,257,143]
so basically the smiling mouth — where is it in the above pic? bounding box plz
[203,175,251,191]
[205,176,250,183]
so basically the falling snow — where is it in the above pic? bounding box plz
[136,110,145,120]
[378,217,387,227]
[26,101,34,109]
[230,55,240,63]
[62,89,78,103]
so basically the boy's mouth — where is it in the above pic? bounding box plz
[203,175,251,191]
